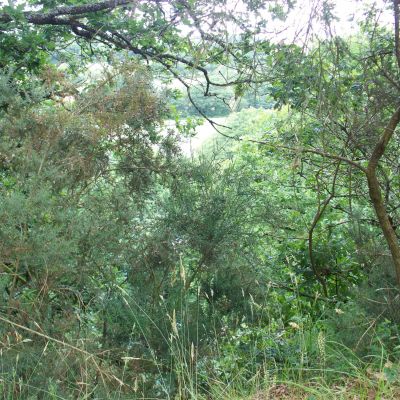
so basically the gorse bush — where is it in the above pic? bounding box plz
[0,64,180,398]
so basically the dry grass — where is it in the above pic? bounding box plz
[246,377,400,400]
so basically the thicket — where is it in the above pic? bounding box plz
[0,0,400,399]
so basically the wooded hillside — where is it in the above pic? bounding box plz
[0,0,400,398]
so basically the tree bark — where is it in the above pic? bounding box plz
[0,0,135,24]
[366,172,400,285]
[366,106,400,286]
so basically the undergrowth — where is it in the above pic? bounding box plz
[1,274,399,399]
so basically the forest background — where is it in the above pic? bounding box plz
[1,0,400,398]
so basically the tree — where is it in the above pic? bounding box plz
[0,0,281,119]
[262,2,400,287]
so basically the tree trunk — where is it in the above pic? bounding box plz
[366,106,400,286]
[366,170,400,285]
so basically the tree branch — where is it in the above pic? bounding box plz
[0,0,137,24]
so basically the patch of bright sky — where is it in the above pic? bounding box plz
[258,0,392,44]
[288,0,393,40]
[208,0,392,46]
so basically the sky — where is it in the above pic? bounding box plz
[265,0,393,44]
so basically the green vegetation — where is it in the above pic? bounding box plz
[0,0,400,398]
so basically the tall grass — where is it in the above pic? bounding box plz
[1,268,399,399]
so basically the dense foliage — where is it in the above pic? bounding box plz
[1,0,400,399]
